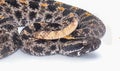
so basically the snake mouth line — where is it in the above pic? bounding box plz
[33,18,78,40]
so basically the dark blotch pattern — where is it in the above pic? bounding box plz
[33,23,41,31]
[50,45,56,50]
[46,14,52,19]
[55,17,62,20]
[0,35,8,43]
[1,46,11,55]
[62,4,71,9]
[29,11,37,20]
[47,0,55,5]
[34,39,46,44]
[33,0,40,2]
[5,8,11,13]
[0,17,13,24]
[60,38,69,43]
[15,10,22,20]
[29,1,39,9]
[45,23,61,30]
[48,5,57,12]
[12,33,23,46]
[24,26,32,33]
[51,39,58,43]
[33,46,44,53]
[5,0,20,8]
[75,9,86,16]
[63,9,71,16]
[62,43,83,51]
[81,16,94,22]
[21,18,28,25]
[2,24,14,31]
[68,52,78,56]
[0,6,3,11]
[22,34,29,40]
[83,28,90,33]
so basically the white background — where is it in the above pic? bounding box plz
[0,0,120,71]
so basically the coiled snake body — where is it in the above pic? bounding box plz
[0,0,106,59]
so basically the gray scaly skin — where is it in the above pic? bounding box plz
[0,0,106,58]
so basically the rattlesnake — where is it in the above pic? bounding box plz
[0,0,106,59]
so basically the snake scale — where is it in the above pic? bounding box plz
[0,0,106,59]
